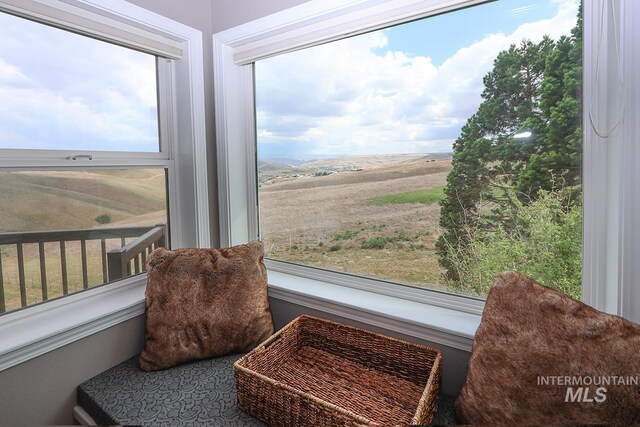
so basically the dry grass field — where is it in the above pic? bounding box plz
[259,155,453,291]
[0,169,167,312]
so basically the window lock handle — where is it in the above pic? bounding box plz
[67,154,93,160]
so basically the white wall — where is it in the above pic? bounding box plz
[0,317,145,426]
[211,0,311,32]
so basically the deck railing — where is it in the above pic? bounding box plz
[107,226,166,281]
[0,224,166,314]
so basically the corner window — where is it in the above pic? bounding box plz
[0,11,172,314]
[255,0,583,300]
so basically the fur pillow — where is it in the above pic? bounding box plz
[456,271,640,425]
[139,241,274,371]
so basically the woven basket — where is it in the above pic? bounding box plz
[234,315,442,426]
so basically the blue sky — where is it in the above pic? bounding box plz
[0,1,579,157]
[379,0,561,64]
[256,0,580,160]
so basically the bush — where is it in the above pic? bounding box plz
[442,188,582,299]
[362,237,388,249]
[395,229,410,241]
[334,230,359,240]
[329,244,341,252]
[95,213,112,224]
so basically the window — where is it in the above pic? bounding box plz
[0,0,207,370]
[0,11,171,315]
[255,0,583,300]
[215,0,639,324]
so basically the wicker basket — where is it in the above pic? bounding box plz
[234,315,442,426]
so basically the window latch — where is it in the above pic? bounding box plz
[67,154,93,161]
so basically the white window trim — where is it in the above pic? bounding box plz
[0,0,209,371]
[214,0,640,346]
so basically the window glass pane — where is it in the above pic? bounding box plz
[0,12,159,152]
[256,0,583,299]
[0,169,168,314]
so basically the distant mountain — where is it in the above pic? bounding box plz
[258,160,308,180]
[263,157,309,166]
[257,153,453,185]
[299,153,452,171]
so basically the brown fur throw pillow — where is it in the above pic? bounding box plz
[139,241,274,371]
[456,271,640,425]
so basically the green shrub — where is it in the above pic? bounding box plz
[396,229,410,241]
[329,244,342,252]
[362,237,388,249]
[95,213,112,224]
[334,230,359,240]
[442,188,582,299]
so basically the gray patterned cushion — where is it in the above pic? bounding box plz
[77,354,264,426]
[77,353,457,426]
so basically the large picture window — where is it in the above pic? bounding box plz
[255,0,583,299]
[0,10,172,314]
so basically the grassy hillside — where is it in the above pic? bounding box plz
[259,157,453,290]
[0,169,166,232]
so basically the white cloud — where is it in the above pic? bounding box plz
[256,0,580,157]
[0,12,158,151]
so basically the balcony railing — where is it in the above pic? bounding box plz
[0,224,166,314]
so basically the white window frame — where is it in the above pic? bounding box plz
[213,0,640,347]
[0,0,209,371]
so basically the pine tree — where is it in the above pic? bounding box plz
[436,10,582,281]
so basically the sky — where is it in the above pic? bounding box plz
[256,0,581,160]
[0,1,579,157]
[0,11,159,152]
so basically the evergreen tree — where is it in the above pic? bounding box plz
[436,10,582,281]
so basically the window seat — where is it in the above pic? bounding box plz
[75,353,458,425]
[75,354,262,425]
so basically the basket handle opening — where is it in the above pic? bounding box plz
[262,333,282,349]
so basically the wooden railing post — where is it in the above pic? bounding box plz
[155,223,166,249]
[107,252,128,282]
[107,224,166,282]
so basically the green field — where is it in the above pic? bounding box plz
[368,186,445,206]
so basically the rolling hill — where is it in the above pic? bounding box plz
[0,169,167,233]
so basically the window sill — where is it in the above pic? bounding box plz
[266,270,480,352]
[0,267,481,372]
[0,276,146,372]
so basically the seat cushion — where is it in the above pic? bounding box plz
[456,271,640,425]
[77,354,265,426]
[140,241,274,371]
